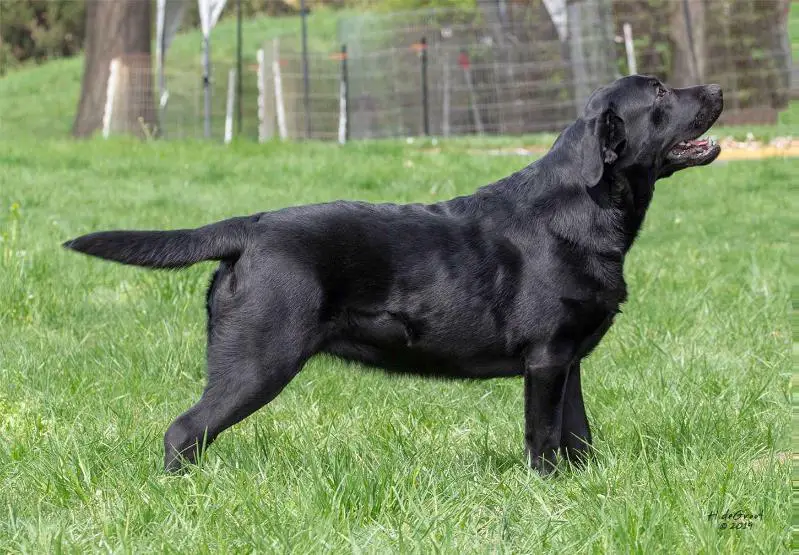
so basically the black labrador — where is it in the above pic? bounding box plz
[65,75,723,475]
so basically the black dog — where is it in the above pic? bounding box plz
[65,75,723,474]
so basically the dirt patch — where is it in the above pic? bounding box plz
[750,451,791,473]
[714,136,798,160]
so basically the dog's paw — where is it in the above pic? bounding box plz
[527,448,560,477]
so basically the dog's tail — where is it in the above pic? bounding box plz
[62,216,253,269]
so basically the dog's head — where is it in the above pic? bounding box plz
[575,75,723,184]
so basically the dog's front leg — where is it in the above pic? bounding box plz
[557,315,614,468]
[560,362,592,466]
[524,348,570,475]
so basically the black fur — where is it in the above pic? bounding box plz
[64,76,723,474]
[63,216,254,268]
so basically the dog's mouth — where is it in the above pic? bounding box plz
[666,136,721,166]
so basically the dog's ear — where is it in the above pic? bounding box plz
[580,107,626,186]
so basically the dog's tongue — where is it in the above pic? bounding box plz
[672,137,716,153]
[678,139,708,148]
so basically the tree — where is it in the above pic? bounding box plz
[669,0,706,87]
[0,0,86,72]
[72,0,157,138]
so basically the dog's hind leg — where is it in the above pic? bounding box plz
[560,362,592,466]
[163,350,305,472]
[164,273,321,472]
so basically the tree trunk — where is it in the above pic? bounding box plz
[0,2,5,77]
[669,0,707,87]
[72,0,156,138]
[771,0,791,107]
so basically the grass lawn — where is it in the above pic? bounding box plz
[0,135,791,552]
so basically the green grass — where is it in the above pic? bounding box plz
[0,135,791,552]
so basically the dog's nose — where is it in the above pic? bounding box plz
[706,84,723,99]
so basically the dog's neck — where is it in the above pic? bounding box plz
[526,136,657,256]
[442,140,658,258]
[590,166,657,253]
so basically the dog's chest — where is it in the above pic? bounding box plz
[548,252,628,314]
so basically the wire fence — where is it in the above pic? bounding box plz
[102,0,793,142]
[96,53,262,141]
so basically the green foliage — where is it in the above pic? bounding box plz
[362,0,477,11]
[0,0,86,71]
[611,0,791,110]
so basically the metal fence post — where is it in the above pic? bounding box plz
[224,68,236,144]
[622,23,637,75]
[421,37,429,136]
[202,35,211,139]
[256,48,269,142]
[102,58,121,139]
[338,44,349,144]
[300,0,311,139]
[236,0,243,135]
[442,47,450,137]
[272,38,287,140]
[459,49,483,134]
